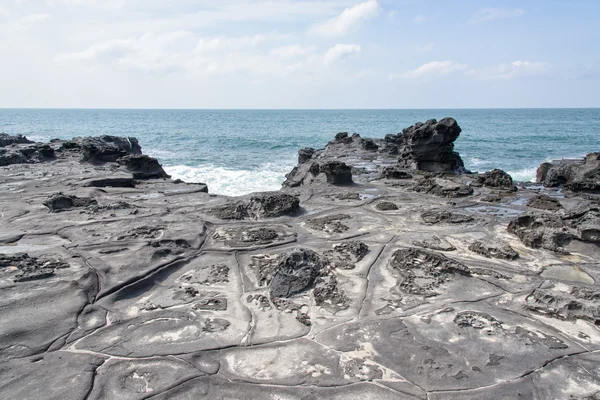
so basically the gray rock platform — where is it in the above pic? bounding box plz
[1,122,599,399]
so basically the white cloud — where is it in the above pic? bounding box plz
[390,61,468,80]
[468,8,525,24]
[45,0,127,10]
[53,31,319,77]
[324,43,361,65]
[415,43,435,53]
[0,6,9,17]
[269,45,316,60]
[309,0,380,37]
[195,33,287,53]
[468,60,550,80]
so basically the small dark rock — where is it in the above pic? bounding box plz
[43,193,97,212]
[471,169,517,191]
[320,161,353,185]
[375,201,399,211]
[527,194,563,211]
[468,240,519,260]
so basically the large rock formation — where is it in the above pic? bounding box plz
[389,118,466,173]
[537,152,600,192]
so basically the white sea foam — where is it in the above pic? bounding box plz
[507,167,537,182]
[164,163,293,197]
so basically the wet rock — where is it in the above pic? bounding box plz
[471,169,517,191]
[421,210,475,225]
[395,118,466,173]
[527,194,563,211]
[248,192,300,218]
[80,135,142,163]
[117,154,170,179]
[468,240,519,260]
[524,285,600,325]
[298,147,316,164]
[320,161,353,185]
[412,176,473,198]
[379,166,412,180]
[375,201,398,211]
[413,235,456,251]
[308,214,351,233]
[43,192,97,212]
[269,249,325,299]
[0,147,29,166]
[388,248,470,297]
[0,133,33,147]
[0,253,69,282]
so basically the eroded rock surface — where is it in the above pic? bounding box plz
[2,126,600,399]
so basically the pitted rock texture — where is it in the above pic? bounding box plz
[537,152,600,192]
[117,154,170,179]
[43,192,97,212]
[320,161,353,185]
[3,128,600,400]
[394,117,466,172]
[0,133,33,147]
[468,240,519,260]
[470,169,517,191]
[527,194,563,210]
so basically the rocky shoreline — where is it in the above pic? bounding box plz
[1,120,599,399]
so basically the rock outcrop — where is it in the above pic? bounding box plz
[0,133,33,147]
[537,152,600,192]
[391,118,466,173]
[471,169,517,191]
[3,126,600,400]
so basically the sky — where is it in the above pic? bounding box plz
[0,0,599,109]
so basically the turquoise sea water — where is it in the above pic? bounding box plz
[1,109,599,196]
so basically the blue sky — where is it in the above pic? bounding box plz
[0,0,598,108]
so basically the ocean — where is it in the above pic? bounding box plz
[1,109,599,196]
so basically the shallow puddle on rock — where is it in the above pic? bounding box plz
[541,265,595,285]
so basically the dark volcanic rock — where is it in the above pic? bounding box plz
[320,161,353,185]
[0,133,33,147]
[117,154,170,179]
[413,235,456,251]
[80,135,142,163]
[468,240,519,260]
[0,144,55,166]
[524,285,600,325]
[507,212,573,252]
[298,147,316,164]
[471,169,517,191]
[269,249,325,299]
[421,210,474,225]
[308,214,351,233]
[375,201,398,211]
[0,253,69,282]
[211,203,248,220]
[379,166,412,180]
[412,176,473,198]
[527,194,563,211]
[248,193,300,218]
[360,138,378,151]
[84,177,137,188]
[388,248,470,296]
[395,118,466,173]
[43,193,97,212]
[537,153,600,192]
